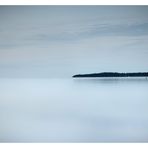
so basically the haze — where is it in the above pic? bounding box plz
[0,6,148,78]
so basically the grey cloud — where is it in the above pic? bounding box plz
[0,6,148,78]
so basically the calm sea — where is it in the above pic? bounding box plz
[0,78,148,142]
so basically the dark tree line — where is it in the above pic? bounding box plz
[73,72,148,78]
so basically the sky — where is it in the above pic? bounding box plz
[0,6,148,78]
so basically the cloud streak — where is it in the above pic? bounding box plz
[0,6,148,78]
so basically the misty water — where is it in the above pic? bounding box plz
[0,78,148,142]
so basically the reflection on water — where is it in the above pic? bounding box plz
[0,78,148,142]
[73,77,148,84]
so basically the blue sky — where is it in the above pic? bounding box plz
[0,6,148,78]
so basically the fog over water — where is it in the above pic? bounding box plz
[0,78,148,142]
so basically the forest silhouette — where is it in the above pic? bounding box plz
[73,72,148,78]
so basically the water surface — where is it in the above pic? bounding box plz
[0,78,148,142]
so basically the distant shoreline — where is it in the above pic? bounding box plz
[73,72,148,78]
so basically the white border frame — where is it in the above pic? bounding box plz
[0,0,148,5]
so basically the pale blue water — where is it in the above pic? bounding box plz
[0,78,148,142]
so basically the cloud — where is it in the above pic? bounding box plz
[0,6,148,77]
[1,15,148,51]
